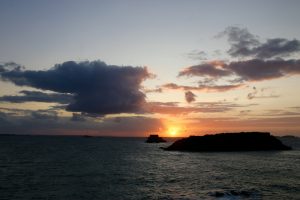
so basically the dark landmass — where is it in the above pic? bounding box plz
[82,135,93,138]
[0,134,18,136]
[278,135,299,139]
[278,135,300,150]
[163,132,291,151]
[146,134,166,143]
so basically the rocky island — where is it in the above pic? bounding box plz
[163,132,291,151]
[146,134,166,143]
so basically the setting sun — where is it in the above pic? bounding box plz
[167,127,180,137]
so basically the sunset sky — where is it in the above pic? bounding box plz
[1,0,300,137]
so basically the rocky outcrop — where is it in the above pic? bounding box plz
[146,134,166,143]
[163,132,291,151]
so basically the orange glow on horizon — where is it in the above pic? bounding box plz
[166,126,181,137]
[160,117,186,137]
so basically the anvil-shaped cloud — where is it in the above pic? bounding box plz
[0,61,152,115]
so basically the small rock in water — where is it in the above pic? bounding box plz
[145,134,166,143]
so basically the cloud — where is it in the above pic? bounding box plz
[186,50,207,60]
[146,101,255,115]
[70,112,104,121]
[101,116,164,135]
[217,26,260,58]
[178,61,230,77]
[162,83,243,92]
[247,87,257,100]
[0,110,164,136]
[220,26,300,59]
[0,111,10,124]
[143,87,163,93]
[0,107,33,116]
[147,103,223,115]
[31,110,58,120]
[0,62,24,73]
[0,60,153,115]
[258,109,300,117]
[0,107,59,120]
[185,91,197,103]
[228,59,300,81]
[253,38,300,59]
[185,116,300,135]
[247,87,280,100]
[71,113,86,122]
[177,27,300,91]
[289,106,300,110]
[239,110,251,115]
[179,59,300,82]
[0,90,73,104]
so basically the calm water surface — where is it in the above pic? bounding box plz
[0,135,299,200]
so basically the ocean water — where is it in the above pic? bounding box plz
[0,135,299,200]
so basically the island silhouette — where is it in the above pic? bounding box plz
[162,132,291,151]
[146,134,166,143]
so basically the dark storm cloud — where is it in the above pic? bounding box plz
[179,59,300,82]
[0,90,73,104]
[185,91,197,103]
[0,60,152,115]
[220,26,300,59]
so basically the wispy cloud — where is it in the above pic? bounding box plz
[162,83,243,92]
[0,90,73,104]
[219,26,300,59]
[179,59,300,82]
[249,87,280,100]
[146,101,256,115]
[185,116,300,134]
[186,50,207,60]
[0,109,163,136]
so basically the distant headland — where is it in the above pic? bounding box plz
[146,134,166,143]
[163,132,291,151]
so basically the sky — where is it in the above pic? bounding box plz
[1,0,300,137]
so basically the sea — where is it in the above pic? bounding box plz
[0,135,299,200]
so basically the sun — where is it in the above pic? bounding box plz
[167,127,180,137]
